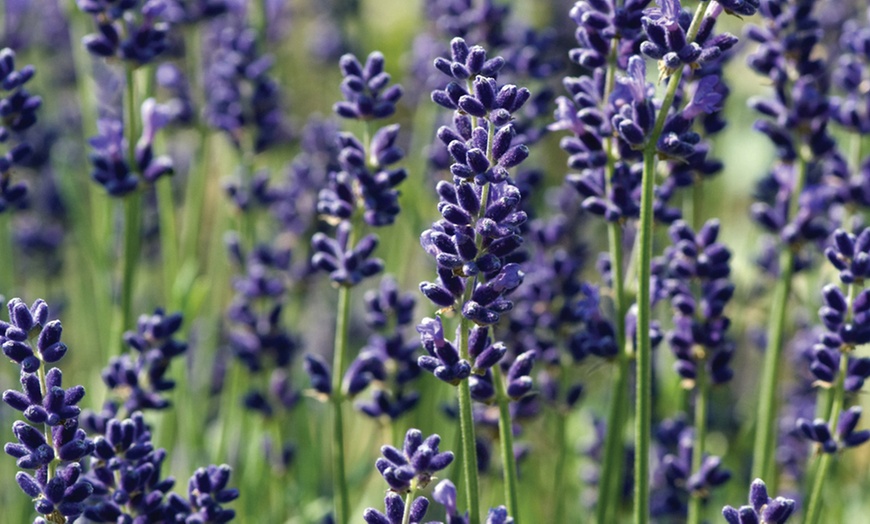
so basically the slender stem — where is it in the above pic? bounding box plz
[751,153,809,484]
[331,283,352,524]
[635,146,656,524]
[803,352,849,524]
[0,214,13,294]
[401,490,415,524]
[157,177,179,306]
[37,363,56,481]
[553,410,569,524]
[116,66,141,356]
[494,365,520,521]
[686,367,709,524]
[598,354,629,524]
[596,33,631,524]
[634,7,711,523]
[458,315,481,524]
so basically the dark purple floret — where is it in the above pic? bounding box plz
[417,316,472,385]
[100,308,188,414]
[304,353,332,396]
[376,428,454,492]
[433,37,505,82]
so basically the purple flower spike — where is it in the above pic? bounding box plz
[334,51,404,121]
[723,478,795,524]
[376,428,454,492]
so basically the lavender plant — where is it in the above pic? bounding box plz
[305,49,406,524]
[2,298,95,523]
[6,0,870,522]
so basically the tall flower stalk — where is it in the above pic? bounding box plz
[745,0,840,485]
[420,37,531,523]
[307,50,405,524]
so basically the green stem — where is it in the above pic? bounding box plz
[402,490,415,524]
[180,127,210,269]
[116,66,141,356]
[157,177,179,306]
[331,284,352,524]
[802,352,849,524]
[686,367,709,524]
[37,363,56,481]
[751,153,808,484]
[635,146,656,524]
[635,7,710,523]
[0,214,13,294]
[494,366,520,521]
[553,411,569,524]
[458,316,481,524]
[596,33,631,524]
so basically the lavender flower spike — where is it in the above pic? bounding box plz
[375,428,454,492]
[722,478,795,524]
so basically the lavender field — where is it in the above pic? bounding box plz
[1,0,869,523]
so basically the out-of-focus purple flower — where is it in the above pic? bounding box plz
[354,277,422,420]
[99,308,188,414]
[0,48,41,212]
[204,21,290,153]
[88,99,175,196]
[333,52,404,120]
[722,478,795,524]
[662,220,735,385]
[78,0,171,64]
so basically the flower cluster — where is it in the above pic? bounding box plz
[77,0,171,64]
[88,99,174,196]
[310,50,406,288]
[100,308,188,415]
[205,16,290,153]
[376,428,454,492]
[662,219,735,386]
[353,277,422,420]
[2,298,96,522]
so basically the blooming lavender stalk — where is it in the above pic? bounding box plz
[362,428,452,524]
[421,36,532,523]
[306,49,405,524]
[631,2,743,521]
[1,298,96,523]
[549,1,649,519]
[746,0,839,485]
[799,228,870,524]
